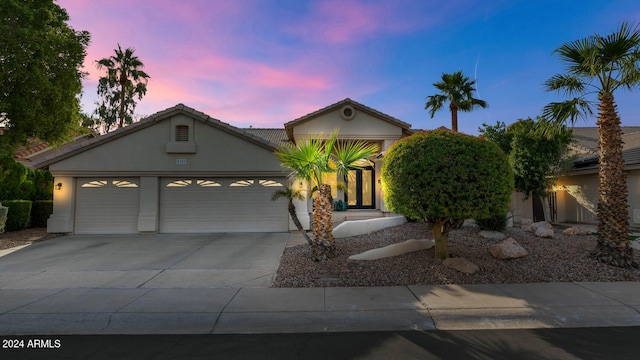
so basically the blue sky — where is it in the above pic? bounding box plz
[58,0,640,133]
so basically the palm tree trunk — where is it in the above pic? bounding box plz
[450,103,459,132]
[287,200,312,246]
[312,184,335,261]
[119,72,127,128]
[593,92,635,267]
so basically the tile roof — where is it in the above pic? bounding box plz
[569,126,640,169]
[243,128,289,146]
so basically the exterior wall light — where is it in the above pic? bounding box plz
[55,183,63,190]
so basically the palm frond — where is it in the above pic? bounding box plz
[332,140,378,178]
[544,74,588,95]
[271,186,304,202]
[541,98,593,125]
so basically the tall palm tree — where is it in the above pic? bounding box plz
[274,131,378,261]
[544,22,640,268]
[96,44,150,130]
[425,71,487,132]
[271,185,313,246]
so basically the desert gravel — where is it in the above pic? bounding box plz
[273,222,640,287]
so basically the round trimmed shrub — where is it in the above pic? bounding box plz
[381,129,513,259]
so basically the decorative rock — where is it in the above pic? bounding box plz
[531,221,554,238]
[479,230,506,240]
[562,227,593,236]
[443,257,479,274]
[520,218,533,232]
[630,240,640,251]
[490,237,528,259]
[348,239,435,261]
[506,212,514,228]
[463,219,479,228]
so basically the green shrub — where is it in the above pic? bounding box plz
[475,214,508,232]
[30,170,54,201]
[381,129,513,259]
[0,203,8,234]
[31,200,53,228]
[2,200,33,231]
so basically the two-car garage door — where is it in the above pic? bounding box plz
[74,177,288,234]
[159,177,288,233]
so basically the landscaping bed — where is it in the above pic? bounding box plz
[0,228,57,250]
[273,222,640,287]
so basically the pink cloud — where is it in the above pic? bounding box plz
[285,0,438,44]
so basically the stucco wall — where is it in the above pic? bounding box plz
[50,115,285,176]
[292,108,403,141]
[555,174,600,224]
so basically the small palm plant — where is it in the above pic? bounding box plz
[271,185,312,246]
[275,130,378,261]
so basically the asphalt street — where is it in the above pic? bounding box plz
[2,327,638,360]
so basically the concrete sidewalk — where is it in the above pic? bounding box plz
[1,282,639,335]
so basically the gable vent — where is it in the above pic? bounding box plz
[175,125,189,142]
[340,105,356,120]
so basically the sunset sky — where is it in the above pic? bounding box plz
[57,0,640,133]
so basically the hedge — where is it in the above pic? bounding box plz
[2,200,33,231]
[31,200,53,228]
[0,204,8,233]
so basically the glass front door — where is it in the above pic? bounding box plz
[346,167,375,209]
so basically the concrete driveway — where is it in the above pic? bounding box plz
[0,233,291,289]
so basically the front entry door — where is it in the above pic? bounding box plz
[346,167,375,209]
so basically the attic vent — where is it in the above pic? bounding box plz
[340,105,356,120]
[175,125,189,142]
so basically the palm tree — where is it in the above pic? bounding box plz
[96,44,150,130]
[425,71,487,132]
[544,22,640,268]
[274,131,378,261]
[271,185,313,246]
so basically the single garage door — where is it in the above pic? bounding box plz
[159,177,288,233]
[75,178,140,234]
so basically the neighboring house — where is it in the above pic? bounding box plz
[0,127,95,168]
[551,126,640,229]
[32,99,414,234]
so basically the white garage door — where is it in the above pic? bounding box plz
[159,177,288,233]
[75,178,140,234]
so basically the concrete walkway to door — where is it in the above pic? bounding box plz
[0,233,290,289]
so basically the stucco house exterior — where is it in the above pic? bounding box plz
[551,126,640,230]
[32,99,413,234]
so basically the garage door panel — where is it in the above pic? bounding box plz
[159,177,288,233]
[75,178,139,234]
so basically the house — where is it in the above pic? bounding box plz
[32,99,413,234]
[551,126,640,230]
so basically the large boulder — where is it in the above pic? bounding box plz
[562,226,592,236]
[531,221,554,238]
[443,257,479,274]
[490,237,528,259]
